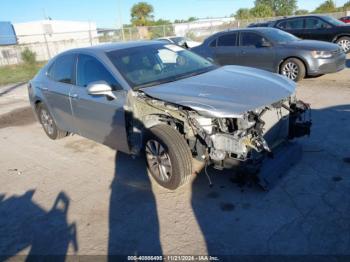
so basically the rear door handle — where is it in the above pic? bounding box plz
[40,87,49,91]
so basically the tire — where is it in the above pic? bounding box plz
[336,36,350,53]
[145,124,193,190]
[37,103,68,140]
[280,58,306,82]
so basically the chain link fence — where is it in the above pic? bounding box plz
[0,11,347,66]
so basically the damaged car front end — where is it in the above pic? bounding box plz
[122,61,312,190]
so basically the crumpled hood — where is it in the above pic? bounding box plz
[282,40,340,51]
[141,65,295,118]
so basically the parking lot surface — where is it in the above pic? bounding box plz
[0,58,350,258]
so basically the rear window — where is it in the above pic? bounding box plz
[48,54,76,84]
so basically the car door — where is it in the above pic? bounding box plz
[43,54,77,133]
[70,54,130,152]
[210,32,239,65]
[276,18,305,39]
[304,17,333,42]
[236,31,275,72]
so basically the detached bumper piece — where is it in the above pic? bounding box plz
[288,100,312,139]
[257,141,302,191]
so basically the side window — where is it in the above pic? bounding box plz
[305,18,331,29]
[77,54,121,90]
[240,32,266,48]
[278,19,303,29]
[209,38,217,47]
[277,21,287,29]
[217,33,237,47]
[49,54,76,84]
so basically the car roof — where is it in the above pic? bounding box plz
[60,40,164,55]
[273,14,334,22]
[212,27,280,36]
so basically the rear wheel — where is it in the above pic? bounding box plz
[280,58,306,82]
[336,36,350,53]
[145,124,192,190]
[37,103,68,140]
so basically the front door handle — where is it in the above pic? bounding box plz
[69,94,79,99]
[41,87,49,91]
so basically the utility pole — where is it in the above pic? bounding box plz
[117,0,125,41]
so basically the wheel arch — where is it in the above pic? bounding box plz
[332,34,350,43]
[278,56,308,75]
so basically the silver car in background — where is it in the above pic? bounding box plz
[28,41,311,190]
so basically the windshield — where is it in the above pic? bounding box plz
[107,44,215,89]
[169,37,192,44]
[322,16,345,26]
[264,29,299,43]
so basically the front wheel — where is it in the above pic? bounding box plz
[145,124,193,190]
[280,58,306,82]
[336,36,350,53]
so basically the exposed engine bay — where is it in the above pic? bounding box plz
[127,91,312,172]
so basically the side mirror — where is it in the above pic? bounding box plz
[206,57,214,63]
[87,81,116,100]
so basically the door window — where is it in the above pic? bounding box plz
[277,18,304,29]
[305,18,331,29]
[77,54,121,90]
[48,54,76,84]
[209,38,217,47]
[240,32,266,48]
[217,33,237,46]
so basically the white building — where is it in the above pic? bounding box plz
[174,17,236,38]
[13,20,98,44]
[0,20,99,66]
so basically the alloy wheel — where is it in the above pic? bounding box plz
[40,109,54,135]
[145,139,172,182]
[282,62,299,80]
[338,39,350,53]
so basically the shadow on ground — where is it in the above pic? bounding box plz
[0,190,78,261]
[191,104,350,255]
[108,153,162,258]
[106,104,350,256]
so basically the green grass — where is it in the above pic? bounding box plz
[0,62,46,86]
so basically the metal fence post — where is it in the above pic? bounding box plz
[163,25,166,37]
[121,27,125,41]
[88,20,93,46]
[43,33,51,60]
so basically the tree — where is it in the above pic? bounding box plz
[130,2,154,26]
[255,0,297,16]
[313,0,336,13]
[295,9,309,15]
[342,1,350,10]
[234,8,252,20]
[250,4,274,18]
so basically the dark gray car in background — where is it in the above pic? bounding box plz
[191,28,346,81]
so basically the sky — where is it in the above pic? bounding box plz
[0,0,349,28]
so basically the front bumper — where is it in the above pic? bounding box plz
[256,141,302,190]
[307,53,346,75]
